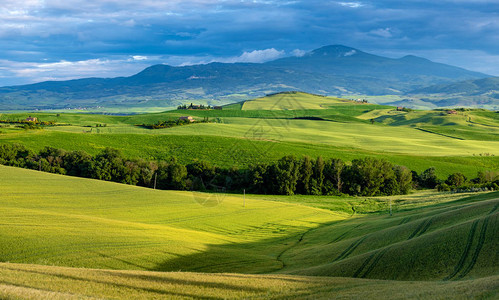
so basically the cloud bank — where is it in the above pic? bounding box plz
[0,0,498,86]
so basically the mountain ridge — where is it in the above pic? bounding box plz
[0,45,492,110]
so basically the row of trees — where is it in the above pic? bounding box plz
[1,143,497,196]
[139,117,212,129]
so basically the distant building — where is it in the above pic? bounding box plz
[25,117,37,122]
[213,106,223,110]
[396,107,404,111]
[447,110,457,114]
[179,116,195,122]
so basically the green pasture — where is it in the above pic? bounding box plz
[0,263,496,299]
[1,113,498,178]
[1,165,498,282]
[0,92,498,179]
[241,92,355,110]
[0,165,341,273]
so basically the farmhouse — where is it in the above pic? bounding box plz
[179,116,195,122]
[447,110,457,114]
[25,117,37,122]
[213,106,223,110]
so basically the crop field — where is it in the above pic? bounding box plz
[0,165,345,273]
[241,92,353,110]
[1,263,497,299]
[0,93,498,178]
[1,92,498,298]
[0,165,498,298]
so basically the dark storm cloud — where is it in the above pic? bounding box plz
[0,0,498,86]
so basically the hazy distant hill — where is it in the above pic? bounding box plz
[0,45,490,110]
[269,45,485,88]
[403,77,499,110]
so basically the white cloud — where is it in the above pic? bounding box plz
[291,49,306,57]
[225,48,285,63]
[338,2,364,8]
[0,57,152,85]
[131,55,148,61]
[370,28,393,38]
[344,49,357,56]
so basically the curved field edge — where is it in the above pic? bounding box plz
[280,193,499,281]
[0,263,497,300]
[1,165,498,282]
[0,165,344,274]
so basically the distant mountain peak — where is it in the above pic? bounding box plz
[309,45,360,58]
[399,55,431,63]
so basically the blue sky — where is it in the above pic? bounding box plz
[1,0,498,86]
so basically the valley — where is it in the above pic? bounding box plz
[0,164,497,299]
[0,92,497,299]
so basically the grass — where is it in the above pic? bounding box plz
[280,192,499,281]
[1,165,498,280]
[0,163,498,298]
[1,92,498,299]
[0,263,497,299]
[0,165,341,273]
[241,92,356,110]
[1,104,498,178]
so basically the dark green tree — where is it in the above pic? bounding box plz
[445,172,467,187]
[310,156,325,195]
[323,158,345,195]
[62,150,93,177]
[270,155,300,195]
[419,167,439,188]
[393,165,413,194]
[297,156,313,194]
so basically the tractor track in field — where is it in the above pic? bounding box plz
[333,236,367,262]
[352,252,375,278]
[360,248,389,278]
[445,200,498,280]
[416,218,433,237]
[398,217,411,225]
[444,219,479,281]
[275,226,315,270]
[328,224,363,244]
[407,218,432,240]
[457,215,492,279]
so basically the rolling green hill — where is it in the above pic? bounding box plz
[1,263,497,299]
[0,93,497,180]
[0,165,341,273]
[241,91,354,110]
[0,165,498,298]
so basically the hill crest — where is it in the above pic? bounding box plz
[0,45,491,111]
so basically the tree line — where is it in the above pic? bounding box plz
[0,143,497,196]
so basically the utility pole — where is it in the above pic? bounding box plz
[389,198,392,216]
[153,173,157,190]
[243,189,246,207]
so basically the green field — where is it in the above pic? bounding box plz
[1,92,498,298]
[241,92,353,110]
[0,93,498,178]
[0,165,498,298]
[1,263,497,299]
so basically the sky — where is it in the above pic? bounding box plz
[0,0,498,87]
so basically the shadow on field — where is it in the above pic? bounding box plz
[0,265,223,299]
[151,193,499,281]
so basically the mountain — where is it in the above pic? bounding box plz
[404,77,499,110]
[0,45,490,110]
[270,45,484,82]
